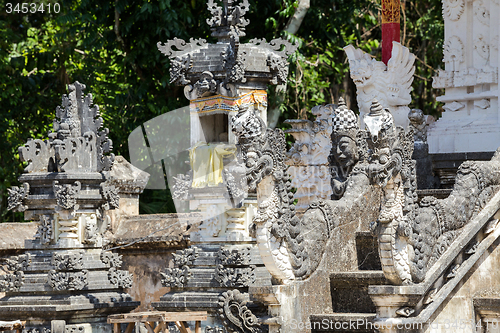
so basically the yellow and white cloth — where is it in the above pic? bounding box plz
[189,142,237,188]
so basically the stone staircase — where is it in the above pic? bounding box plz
[310,232,386,333]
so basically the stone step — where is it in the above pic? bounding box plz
[310,313,377,333]
[330,271,388,314]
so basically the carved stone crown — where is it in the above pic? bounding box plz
[18,81,114,174]
[207,0,250,39]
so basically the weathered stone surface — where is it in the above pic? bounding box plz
[106,213,202,250]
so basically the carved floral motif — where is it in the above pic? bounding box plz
[160,266,191,288]
[173,247,199,266]
[443,0,465,21]
[443,36,464,70]
[474,35,490,60]
[51,252,83,271]
[101,183,120,211]
[101,252,123,268]
[215,265,256,288]
[36,215,54,245]
[0,271,24,292]
[172,173,191,200]
[218,247,251,266]
[108,267,133,288]
[474,0,490,26]
[7,183,29,212]
[48,270,88,291]
[53,181,81,210]
[6,254,31,272]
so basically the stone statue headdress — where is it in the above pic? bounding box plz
[332,97,359,140]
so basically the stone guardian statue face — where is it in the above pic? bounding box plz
[330,97,360,175]
[333,135,358,170]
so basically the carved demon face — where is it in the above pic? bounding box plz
[194,71,217,97]
[350,61,373,88]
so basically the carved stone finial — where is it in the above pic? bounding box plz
[207,0,250,40]
[363,99,395,141]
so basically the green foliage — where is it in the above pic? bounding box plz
[0,0,445,220]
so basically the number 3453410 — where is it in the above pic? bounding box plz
[6,3,61,14]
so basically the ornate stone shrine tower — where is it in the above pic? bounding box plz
[152,1,296,331]
[3,82,138,332]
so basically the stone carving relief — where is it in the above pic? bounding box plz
[205,327,226,333]
[6,254,31,272]
[218,290,264,333]
[231,105,296,283]
[231,102,377,282]
[65,326,84,333]
[474,35,490,60]
[442,0,465,21]
[218,247,251,266]
[101,252,123,268]
[7,183,29,212]
[170,55,192,86]
[286,104,334,209]
[101,183,120,211]
[52,252,83,271]
[108,267,133,288]
[357,99,500,285]
[0,271,24,292]
[475,99,491,110]
[23,328,51,333]
[171,173,191,200]
[443,36,464,71]
[474,0,490,26]
[206,0,250,36]
[18,139,54,173]
[173,247,199,266]
[408,109,427,143]
[160,267,191,288]
[222,37,247,83]
[344,42,415,125]
[48,81,115,173]
[161,247,199,288]
[216,265,256,288]
[83,213,99,245]
[267,54,289,85]
[53,181,81,210]
[184,71,217,100]
[48,270,88,291]
[157,38,208,59]
[36,215,54,245]
[443,101,466,112]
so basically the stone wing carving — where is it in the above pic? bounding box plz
[344,42,415,126]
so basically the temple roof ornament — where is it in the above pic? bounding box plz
[157,0,297,100]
